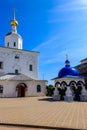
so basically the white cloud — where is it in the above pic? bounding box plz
[48,0,87,23]
[33,35,62,51]
[51,0,87,13]
[33,35,87,66]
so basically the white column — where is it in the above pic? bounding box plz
[64,86,73,101]
[53,87,60,100]
[80,86,87,101]
[81,86,87,94]
[66,87,72,95]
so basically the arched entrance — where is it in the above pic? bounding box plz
[57,82,67,100]
[70,81,82,101]
[16,83,27,97]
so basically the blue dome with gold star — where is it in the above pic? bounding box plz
[58,59,80,78]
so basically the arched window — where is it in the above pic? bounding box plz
[70,82,76,92]
[37,85,41,92]
[77,81,84,86]
[61,81,67,89]
[55,82,60,87]
[69,81,77,86]
[77,81,83,91]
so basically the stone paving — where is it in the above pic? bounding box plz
[0,97,87,130]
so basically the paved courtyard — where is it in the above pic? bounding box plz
[0,96,87,130]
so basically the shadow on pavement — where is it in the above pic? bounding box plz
[38,97,61,102]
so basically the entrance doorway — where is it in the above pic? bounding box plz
[16,83,27,97]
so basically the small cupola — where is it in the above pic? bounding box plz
[65,54,70,66]
[58,55,80,78]
[4,9,23,49]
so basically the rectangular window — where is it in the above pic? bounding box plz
[29,64,33,71]
[0,86,3,93]
[7,42,9,47]
[37,85,41,92]
[0,62,3,69]
[14,42,16,47]
[15,69,18,74]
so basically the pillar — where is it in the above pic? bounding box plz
[53,87,60,100]
[64,86,73,101]
[80,86,87,101]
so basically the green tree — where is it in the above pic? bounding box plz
[46,84,54,96]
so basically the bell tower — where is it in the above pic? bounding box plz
[4,9,23,49]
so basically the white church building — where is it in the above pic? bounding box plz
[0,13,47,97]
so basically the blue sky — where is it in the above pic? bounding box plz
[0,0,87,84]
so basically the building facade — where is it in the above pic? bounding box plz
[0,13,47,97]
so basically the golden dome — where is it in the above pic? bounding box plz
[10,19,18,26]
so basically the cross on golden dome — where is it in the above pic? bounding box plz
[10,8,18,26]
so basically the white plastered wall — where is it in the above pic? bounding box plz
[0,47,38,79]
[0,80,46,98]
